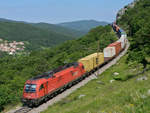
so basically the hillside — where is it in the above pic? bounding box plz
[42,55,150,113]
[0,21,77,50]
[0,25,117,112]
[117,0,150,68]
[58,20,109,33]
[0,18,86,38]
[31,23,84,37]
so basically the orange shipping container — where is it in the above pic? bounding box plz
[108,42,122,55]
[116,26,120,32]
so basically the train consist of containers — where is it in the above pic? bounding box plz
[22,23,127,107]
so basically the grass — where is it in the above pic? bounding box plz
[42,54,150,113]
[2,102,22,113]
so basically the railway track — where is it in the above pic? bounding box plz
[13,106,32,113]
[7,41,129,113]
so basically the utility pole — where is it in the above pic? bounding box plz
[97,40,100,64]
[96,40,100,78]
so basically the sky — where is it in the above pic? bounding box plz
[0,0,134,24]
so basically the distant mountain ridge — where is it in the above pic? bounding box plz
[58,20,109,33]
[0,18,109,50]
[0,21,78,50]
[31,22,84,37]
[0,18,84,37]
[0,18,109,36]
[0,18,27,23]
[0,18,16,22]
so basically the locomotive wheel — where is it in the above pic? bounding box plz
[35,100,40,107]
[67,83,72,88]
[28,103,33,107]
[44,97,48,102]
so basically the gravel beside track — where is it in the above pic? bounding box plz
[14,107,32,113]
[7,41,129,113]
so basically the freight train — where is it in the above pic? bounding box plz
[22,23,127,107]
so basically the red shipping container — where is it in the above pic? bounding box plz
[108,42,122,55]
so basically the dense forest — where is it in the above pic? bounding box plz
[117,0,150,68]
[0,25,117,111]
[0,21,78,50]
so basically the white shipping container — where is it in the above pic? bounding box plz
[124,36,127,44]
[117,36,126,48]
[103,47,116,58]
[122,34,127,38]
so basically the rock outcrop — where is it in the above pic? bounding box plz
[116,0,140,20]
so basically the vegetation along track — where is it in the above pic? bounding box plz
[7,40,129,113]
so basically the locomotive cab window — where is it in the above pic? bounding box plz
[25,84,36,93]
[39,84,44,90]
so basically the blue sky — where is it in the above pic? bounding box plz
[0,0,133,24]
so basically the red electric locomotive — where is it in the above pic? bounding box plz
[22,62,85,106]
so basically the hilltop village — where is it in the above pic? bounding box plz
[0,38,25,55]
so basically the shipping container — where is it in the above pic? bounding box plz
[78,53,104,72]
[116,26,120,32]
[108,42,122,55]
[117,37,126,49]
[121,34,126,38]
[119,29,126,37]
[103,47,116,58]
[119,28,124,33]
[121,32,126,36]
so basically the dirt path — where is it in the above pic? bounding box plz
[7,41,129,113]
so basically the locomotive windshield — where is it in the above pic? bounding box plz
[25,84,36,93]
